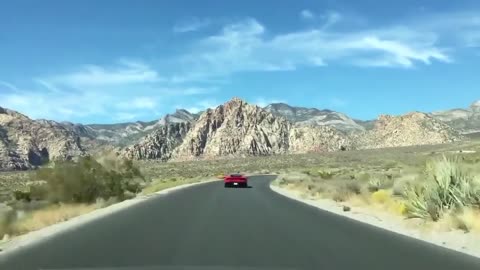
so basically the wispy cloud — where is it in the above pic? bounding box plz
[300,10,342,29]
[4,10,479,123]
[0,88,110,120]
[300,9,315,20]
[179,99,219,114]
[0,60,213,122]
[173,18,211,33]
[0,80,20,92]
[46,59,161,88]
[407,11,480,48]
[251,97,286,107]
[320,11,342,30]
[176,16,450,81]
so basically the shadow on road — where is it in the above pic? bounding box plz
[224,185,253,189]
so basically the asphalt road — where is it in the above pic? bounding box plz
[1,175,480,270]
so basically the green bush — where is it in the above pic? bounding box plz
[33,156,144,203]
[13,190,31,202]
[404,156,480,221]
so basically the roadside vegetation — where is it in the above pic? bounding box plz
[1,138,480,240]
[0,155,147,238]
[273,149,480,233]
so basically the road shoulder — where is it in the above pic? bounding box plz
[0,178,219,255]
[270,183,480,259]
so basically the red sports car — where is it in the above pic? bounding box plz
[224,173,248,188]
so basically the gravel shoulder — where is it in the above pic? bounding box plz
[0,178,219,255]
[270,184,480,259]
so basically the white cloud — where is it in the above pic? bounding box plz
[320,11,342,29]
[300,9,315,20]
[408,11,480,48]
[181,99,218,114]
[173,18,211,33]
[35,79,62,93]
[177,17,450,80]
[46,60,161,87]
[0,90,110,121]
[252,97,286,107]
[300,10,342,29]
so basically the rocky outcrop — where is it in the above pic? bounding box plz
[122,123,191,161]
[264,103,365,133]
[431,100,480,134]
[289,125,352,153]
[355,112,462,149]
[125,98,352,161]
[171,98,351,160]
[172,98,291,160]
[0,107,84,170]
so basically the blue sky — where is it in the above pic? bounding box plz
[0,0,479,124]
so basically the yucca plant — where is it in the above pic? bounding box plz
[405,155,480,221]
[404,184,431,219]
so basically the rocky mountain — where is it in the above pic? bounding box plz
[122,122,191,161]
[431,101,480,134]
[264,103,365,132]
[124,98,351,161]
[288,125,352,153]
[1,98,471,169]
[172,98,293,160]
[0,107,84,170]
[355,112,463,149]
[61,109,198,148]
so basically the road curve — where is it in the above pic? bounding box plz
[1,175,480,270]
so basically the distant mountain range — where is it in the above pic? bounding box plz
[431,101,480,134]
[264,103,366,132]
[59,109,200,149]
[0,98,476,170]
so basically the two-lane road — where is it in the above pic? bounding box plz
[1,175,480,270]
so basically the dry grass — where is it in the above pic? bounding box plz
[270,137,480,234]
[8,203,98,235]
[141,177,205,195]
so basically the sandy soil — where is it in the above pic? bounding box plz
[270,184,480,259]
[0,178,219,255]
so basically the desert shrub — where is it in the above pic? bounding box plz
[33,156,144,203]
[332,187,351,202]
[392,176,415,196]
[345,181,362,195]
[13,190,31,202]
[357,173,371,182]
[367,176,393,192]
[404,156,480,221]
[318,170,334,180]
[304,168,334,179]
